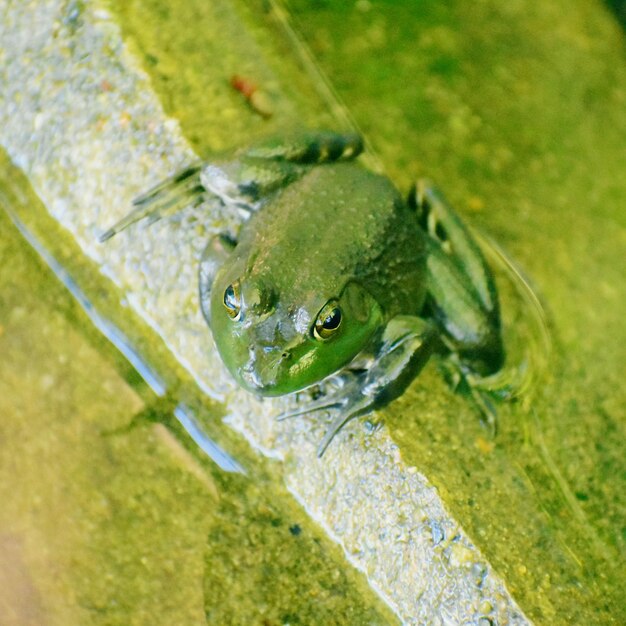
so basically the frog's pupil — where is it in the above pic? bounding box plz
[312,301,342,340]
[323,308,341,329]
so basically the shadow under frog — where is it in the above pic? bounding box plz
[101,131,503,456]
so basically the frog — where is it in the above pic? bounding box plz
[100,131,504,456]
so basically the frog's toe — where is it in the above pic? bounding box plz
[99,164,204,242]
[275,371,375,456]
[316,395,373,457]
[275,395,342,421]
[439,356,500,436]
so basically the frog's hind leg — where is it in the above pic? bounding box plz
[99,133,365,242]
[413,180,499,314]
[410,180,504,377]
[198,132,365,213]
[99,164,204,242]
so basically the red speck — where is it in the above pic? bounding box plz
[230,74,257,99]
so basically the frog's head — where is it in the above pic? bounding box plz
[206,269,383,396]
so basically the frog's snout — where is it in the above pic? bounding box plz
[240,343,291,393]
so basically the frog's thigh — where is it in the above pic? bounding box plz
[199,234,235,324]
[425,240,503,373]
[204,132,365,208]
[412,180,497,313]
[366,316,440,407]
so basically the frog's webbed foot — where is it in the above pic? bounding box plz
[277,370,381,457]
[438,354,499,435]
[99,164,204,242]
[410,180,504,377]
[279,316,439,456]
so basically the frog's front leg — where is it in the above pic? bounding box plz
[411,181,504,376]
[280,316,439,456]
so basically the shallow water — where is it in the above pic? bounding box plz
[1,0,624,623]
[281,0,626,622]
[0,158,396,623]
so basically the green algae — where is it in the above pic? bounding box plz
[2,0,624,623]
[0,153,397,624]
[87,0,625,620]
[105,0,341,157]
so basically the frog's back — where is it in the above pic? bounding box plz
[238,163,428,317]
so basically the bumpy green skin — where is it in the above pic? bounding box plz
[103,132,503,453]
[208,162,427,395]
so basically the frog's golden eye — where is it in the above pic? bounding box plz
[313,301,342,340]
[223,282,242,321]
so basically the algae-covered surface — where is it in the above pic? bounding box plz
[1,0,533,622]
[106,0,340,155]
[1,0,625,623]
[282,0,626,622]
[0,163,396,623]
[0,0,398,621]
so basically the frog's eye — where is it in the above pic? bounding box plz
[223,281,242,321]
[313,301,342,341]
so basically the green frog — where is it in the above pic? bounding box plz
[101,132,504,455]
